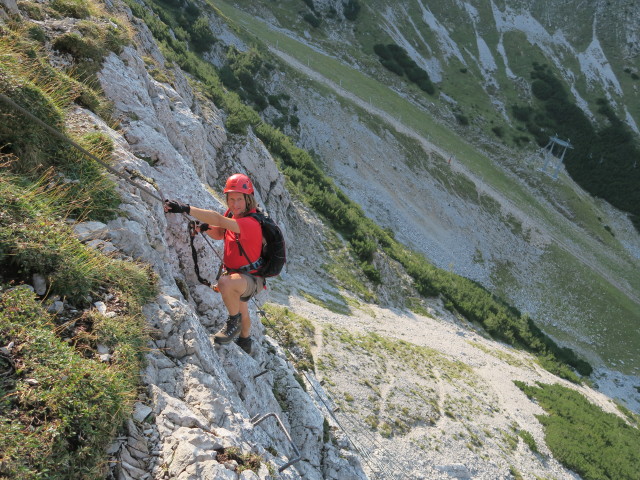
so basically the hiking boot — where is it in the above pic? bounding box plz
[235,336,253,355]
[214,313,241,345]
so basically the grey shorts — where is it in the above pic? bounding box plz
[240,274,265,302]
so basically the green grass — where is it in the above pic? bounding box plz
[0,174,157,477]
[261,304,316,371]
[0,21,157,478]
[525,244,640,370]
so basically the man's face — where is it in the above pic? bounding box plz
[227,192,246,216]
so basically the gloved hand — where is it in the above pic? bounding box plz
[164,199,190,214]
[199,223,210,234]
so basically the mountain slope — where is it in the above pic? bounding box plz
[211,0,640,375]
[2,0,640,478]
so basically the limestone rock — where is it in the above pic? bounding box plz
[73,221,108,242]
[32,274,47,296]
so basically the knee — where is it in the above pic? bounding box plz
[217,274,243,294]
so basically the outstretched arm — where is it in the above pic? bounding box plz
[190,206,240,239]
[164,200,240,237]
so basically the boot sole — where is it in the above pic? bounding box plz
[214,332,240,345]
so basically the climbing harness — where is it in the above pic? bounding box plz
[187,220,215,288]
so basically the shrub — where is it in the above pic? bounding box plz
[27,25,46,43]
[219,65,240,90]
[511,104,533,122]
[455,113,469,126]
[380,58,404,76]
[191,15,216,53]
[518,429,538,454]
[343,0,360,21]
[303,12,321,28]
[50,0,92,19]
[374,43,435,95]
[361,262,381,284]
[531,79,553,100]
[53,32,103,61]
[0,82,67,173]
[491,126,504,137]
[416,77,435,94]
[515,381,640,480]
[102,20,131,55]
[373,44,391,60]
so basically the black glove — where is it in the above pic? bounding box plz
[165,199,190,214]
[199,223,210,234]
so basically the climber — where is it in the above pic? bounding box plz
[164,173,264,354]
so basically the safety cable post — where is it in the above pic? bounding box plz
[251,412,301,473]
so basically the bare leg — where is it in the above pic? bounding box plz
[217,273,247,316]
[238,300,251,337]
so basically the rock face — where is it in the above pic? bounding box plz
[0,0,20,19]
[71,7,366,480]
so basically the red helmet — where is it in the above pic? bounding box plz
[223,173,254,195]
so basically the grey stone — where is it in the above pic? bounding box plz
[133,402,153,423]
[94,301,107,315]
[47,301,64,314]
[32,274,47,295]
[73,221,108,242]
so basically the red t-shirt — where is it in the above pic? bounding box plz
[223,210,263,272]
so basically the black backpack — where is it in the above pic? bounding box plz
[235,210,286,278]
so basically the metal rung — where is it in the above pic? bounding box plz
[253,369,269,379]
[251,412,301,472]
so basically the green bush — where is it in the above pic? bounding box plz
[515,381,640,480]
[191,15,216,52]
[380,58,404,76]
[343,0,360,21]
[0,81,67,172]
[53,32,103,61]
[27,25,47,43]
[50,0,92,19]
[518,429,538,454]
[303,13,321,28]
[455,113,469,126]
[491,126,504,138]
[511,105,533,122]
[373,43,435,95]
[373,44,390,60]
